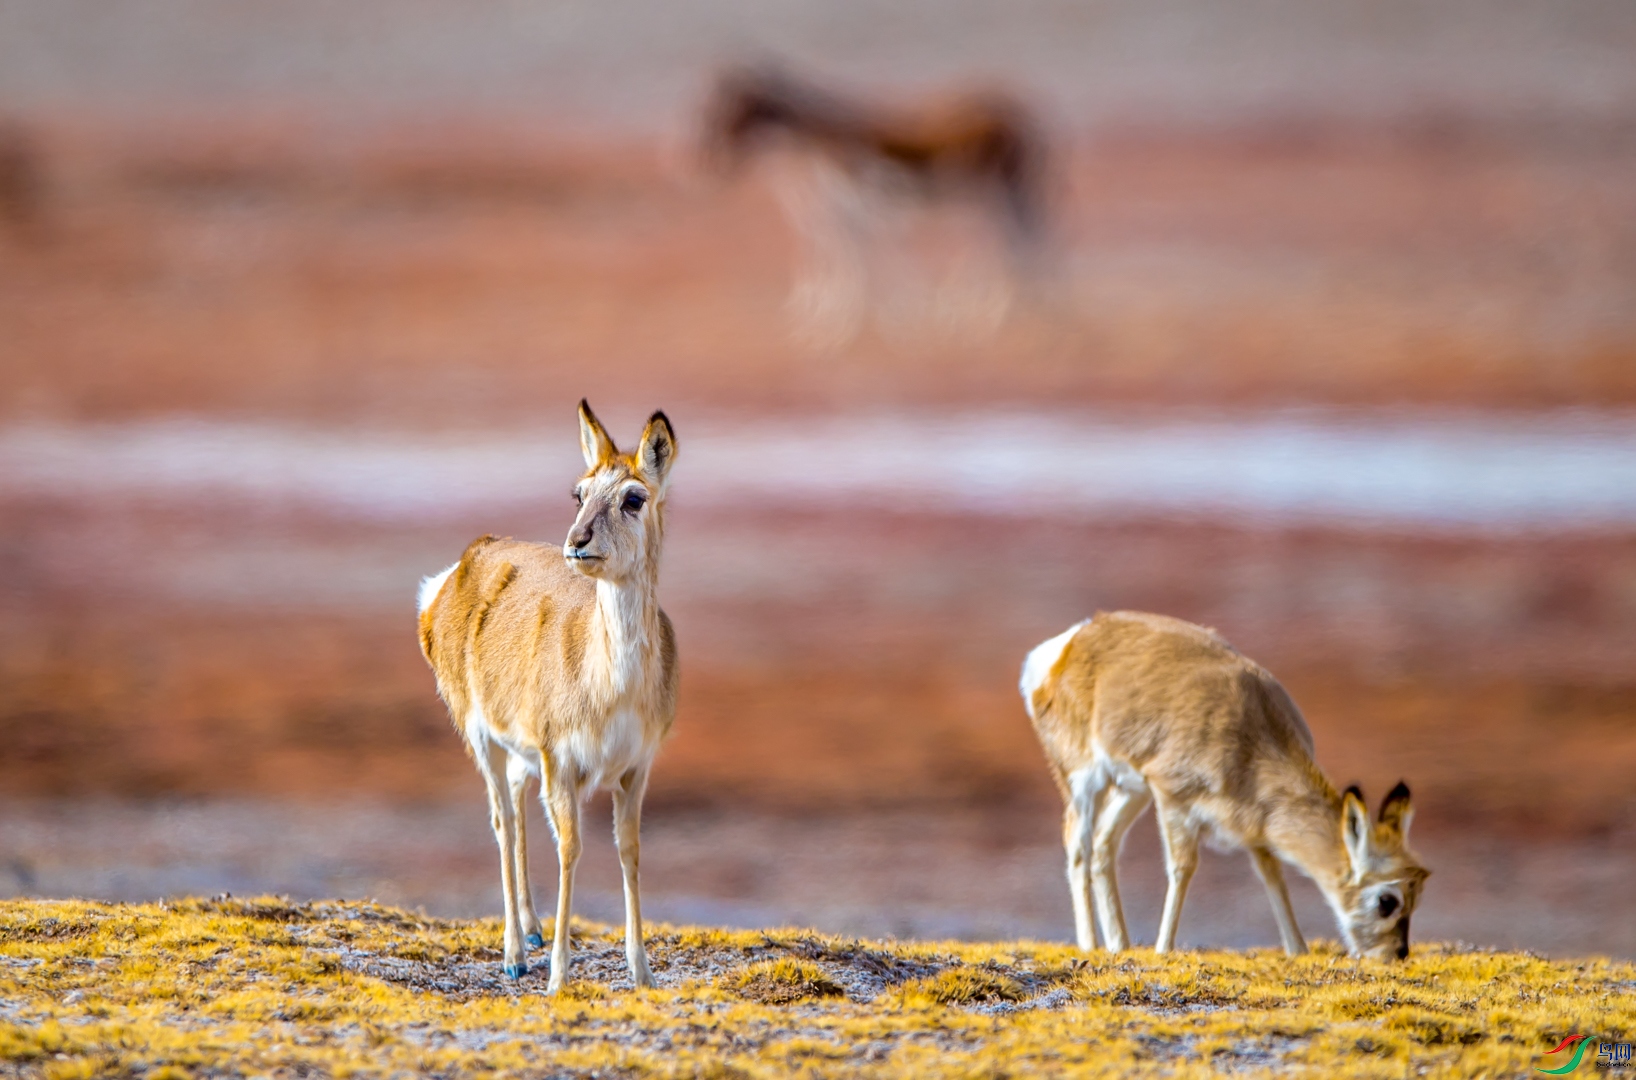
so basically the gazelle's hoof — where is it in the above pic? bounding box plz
[525,933,545,950]
[503,961,528,979]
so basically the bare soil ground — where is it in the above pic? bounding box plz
[3,502,1633,831]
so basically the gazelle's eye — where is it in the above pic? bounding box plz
[1377,893,1400,919]
[571,490,583,507]
[622,491,647,513]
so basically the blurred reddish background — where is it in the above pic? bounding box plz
[1,0,1633,956]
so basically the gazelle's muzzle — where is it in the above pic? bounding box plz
[1358,920,1411,962]
[564,501,609,566]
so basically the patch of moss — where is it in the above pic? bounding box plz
[900,967,1026,1006]
[731,958,846,1004]
[0,898,1631,1079]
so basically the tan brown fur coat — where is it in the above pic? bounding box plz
[1023,611,1427,960]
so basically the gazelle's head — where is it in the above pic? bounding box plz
[563,400,677,583]
[1333,782,1430,961]
[700,66,833,174]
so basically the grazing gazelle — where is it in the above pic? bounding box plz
[417,401,679,991]
[701,66,1048,345]
[1021,611,1429,961]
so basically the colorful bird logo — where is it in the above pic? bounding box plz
[1536,1034,1596,1074]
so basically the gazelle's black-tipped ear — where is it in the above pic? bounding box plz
[636,410,677,490]
[1378,781,1413,841]
[578,399,617,468]
[1341,786,1371,880]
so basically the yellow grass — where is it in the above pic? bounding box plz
[1,897,1631,1078]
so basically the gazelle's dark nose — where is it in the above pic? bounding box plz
[568,522,594,550]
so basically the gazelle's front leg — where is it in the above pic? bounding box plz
[1250,846,1308,956]
[506,754,544,951]
[1153,793,1201,954]
[542,764,584,994]
[613,765,657,988]
[474,738,528,978]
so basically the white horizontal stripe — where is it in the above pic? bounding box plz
[2,410,1635,530]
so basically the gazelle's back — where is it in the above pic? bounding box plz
[1025,611,1318,810]
[422,538,584,729]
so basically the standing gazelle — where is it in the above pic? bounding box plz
[1021,611,1429,961]
[418,401,679,991]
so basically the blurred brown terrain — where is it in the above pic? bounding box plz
[2,0,1634,956]
[3,118,1635,419]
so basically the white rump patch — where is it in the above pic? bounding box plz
[417,562,457,614]
[1019,620,1087,718]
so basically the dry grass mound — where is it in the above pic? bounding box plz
[1,896,1633,1078]
[899,967,1028,1006]
[731,958,846,1004]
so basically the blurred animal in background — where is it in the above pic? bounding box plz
[702,66,1050,348]
[0,121,45,240]
[1021,612,1429,961]
[418,401,679,992]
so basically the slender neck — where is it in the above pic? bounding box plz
[1264,767,1352,904]
[588,508,664,695]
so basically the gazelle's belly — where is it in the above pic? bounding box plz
[554,706,654,791]
[462,699,542,776]
[463,695,655,792]
[1071,741,1249,852]
[1068,739,1153,809]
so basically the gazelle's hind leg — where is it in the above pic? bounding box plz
[613,765,657,988]
[1090,783,1152,952]
[472,735,527,978]
[1152,791,1202,954]
[1062,767,1103,951]
[506,754,544,950]
[541,761,584,994]
[1250,846,1308,956]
